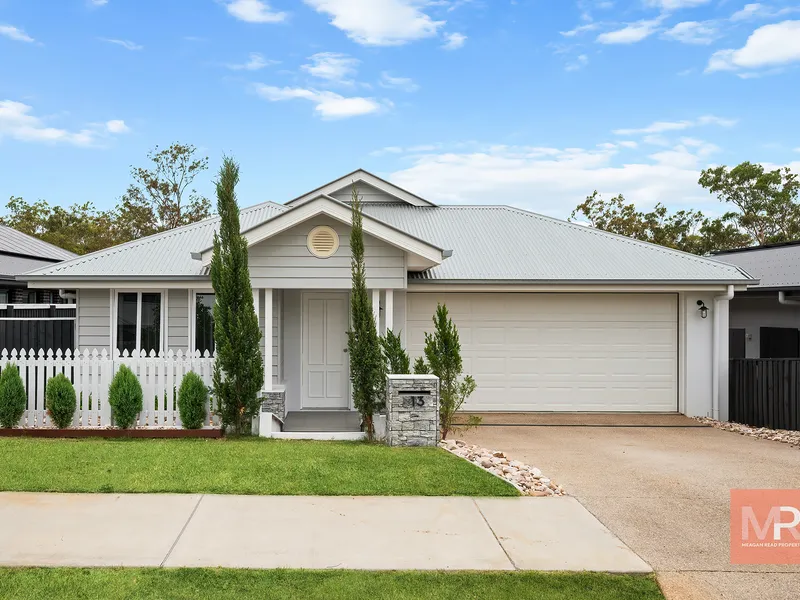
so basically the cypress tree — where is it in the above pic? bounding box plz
[210,157,264,435]
[347,185,385,440]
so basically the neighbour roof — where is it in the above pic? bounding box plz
[0,225,77,262]
[21,178,754,284]
[23,202,286,278]
[360,204,753,283]
[714,242,800,289]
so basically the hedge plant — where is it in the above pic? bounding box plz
[108,365,143,429]
[0,364,26,428]
[178,371,208,429]
[46,373,77,429]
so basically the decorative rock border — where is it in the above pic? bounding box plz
[695,417,800,448]
[439,439,565,496]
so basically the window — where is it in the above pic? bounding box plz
[195,293,215,355]
[27,290,37,303]
[116,292,162,355]
[0,290,7,304]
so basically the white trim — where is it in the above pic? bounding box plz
[163,289,169,354]
[372,289,380,332]
[200,196,444,267]
[0,304,76,310]
[264,288,273,392]
[385,289,394,333]
[111,290,166,355]
[407,283,747,293]
[285,169,436,208]
[0,317,75,321]
[266,431,365,441]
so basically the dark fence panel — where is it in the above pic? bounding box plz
[729,359,800,431]
[0,319,75,355]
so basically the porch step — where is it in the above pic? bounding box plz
[282,410,362,433]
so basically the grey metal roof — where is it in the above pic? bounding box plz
[0,225,77,261]
[714,243,800,289]
[361,204,753,283]
[22,198,753,284]
[23,202,286,278]
[1,255,59,280]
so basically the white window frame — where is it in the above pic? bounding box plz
[111,290,166,355]
[189,288,215,355]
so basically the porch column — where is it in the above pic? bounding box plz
[372,289,380,332]
[264,288,273,392]
[385,289,393,333]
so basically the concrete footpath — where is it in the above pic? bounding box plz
[0,492,650,572]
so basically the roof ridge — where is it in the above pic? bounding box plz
[27,199,285,276]
[498,205,744,274]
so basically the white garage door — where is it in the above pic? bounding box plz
[407,293,678,412]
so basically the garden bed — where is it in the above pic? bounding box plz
[0,428,222,439]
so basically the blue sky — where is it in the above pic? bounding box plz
[1,0,799,219]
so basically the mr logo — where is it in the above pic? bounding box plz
[731,490,800,564]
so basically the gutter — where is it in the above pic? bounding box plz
[712,285,734,420]
[778,291,800,306]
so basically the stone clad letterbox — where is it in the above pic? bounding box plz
[385,374,440,447]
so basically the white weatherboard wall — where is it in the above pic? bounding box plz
[407,292,679,412]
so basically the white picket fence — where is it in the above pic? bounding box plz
[0,348,218,429]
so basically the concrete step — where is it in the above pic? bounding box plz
[282,410,362,433]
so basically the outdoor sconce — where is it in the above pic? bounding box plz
[696,300,709,319]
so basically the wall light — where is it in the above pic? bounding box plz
[696,300,709,319]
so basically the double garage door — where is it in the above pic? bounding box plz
[407,293,678,412]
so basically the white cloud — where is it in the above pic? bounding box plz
[0,25,34,43]
[303,0,443,45]
[379,72,419,92]
[729,3,799,21]
[100,38,143,51]
[105,119,130,134]
[0,100,126,146]
[89,0,109,6]
[560,23,599,37]
[596,18,663,44]
[442,31,467,49]
[565,54,589,71]
[254,84,385,118]
[301,52,359,83]
[613,114,737,135]
[226,52,277,71]
[706,20,800,73]
[387,143,718,214]
[663,21,719,44]
[619,140,638,149]
[224,0,287,23]
[645,0,710,8]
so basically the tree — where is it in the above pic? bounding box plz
[415,303,478,440]
[210,157,263,435]
[346,185,385,441]
[571,191,751,255]
[123,143,211,234]
[699,162,800,246]
[381,329,410,374]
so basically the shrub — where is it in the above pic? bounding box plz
[413,356,429,375]
[0,364,26,428]
[108,365,143,429]
[46,373,77,429]
[178,371,208,429]
[423,303,479,440]
[381,329,410,374]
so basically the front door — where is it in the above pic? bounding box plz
[302,292,350,409]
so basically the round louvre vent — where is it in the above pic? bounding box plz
[307,225,340,258]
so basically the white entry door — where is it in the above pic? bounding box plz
[302,292,350,409]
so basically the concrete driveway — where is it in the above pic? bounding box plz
[463,422,800,600]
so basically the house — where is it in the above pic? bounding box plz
[1,225,76,305]
[714,242,800,359]
[1,226,78,352]
[19,170,755,428]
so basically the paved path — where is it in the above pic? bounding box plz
[0,492,649,572]
[463,424,800,600]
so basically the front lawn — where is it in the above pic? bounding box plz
[0,569,665,600]
[0,437,517,496]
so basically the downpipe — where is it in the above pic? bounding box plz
[712,285,734,420]
[778,291,800,306]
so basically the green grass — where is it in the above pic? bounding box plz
[0,437,517,496]
[0,569,665,600]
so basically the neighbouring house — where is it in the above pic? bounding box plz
[1,225,78,352]
[714,242,800,359]
[18,170,756,428]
